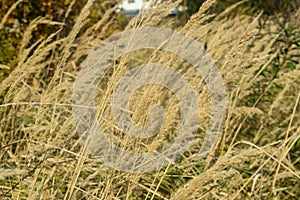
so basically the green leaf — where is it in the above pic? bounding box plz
[287,61,296,71]
[284,29,289,37]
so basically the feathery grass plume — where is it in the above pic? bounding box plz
[1,0,300,199]
[0,168,28,179]
[127,0,183,29]
[63,0,77,23]
[0,64,10,70]
[0,17,63,98]
[1,38,65,102]
[56,0,96,70]
[0,0,23,30]
[214,0,249,21]
[182,0,216,33]
[222,11,262,77]
[268,69,300,116]
[18,17,63,59]
[171,147,267,199]
[271,90,300,192]
[73,3,123,63]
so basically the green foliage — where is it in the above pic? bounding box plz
[181,0,300,23]
[210,0,299,17]
[269,26,300,76]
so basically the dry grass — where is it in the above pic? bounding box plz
[0,0,299,199]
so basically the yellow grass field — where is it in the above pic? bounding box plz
[0,0,299,199]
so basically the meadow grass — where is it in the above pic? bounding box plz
[0,0,299,199]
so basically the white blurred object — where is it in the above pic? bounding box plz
[116,0,150,15]
[116,0,185,16]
